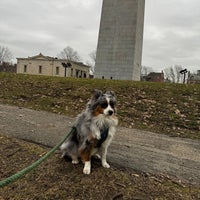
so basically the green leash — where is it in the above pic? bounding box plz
[0,127,75,188]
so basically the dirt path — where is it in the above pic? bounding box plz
[0,104,200,186]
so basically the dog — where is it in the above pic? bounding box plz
[60,90,118,174]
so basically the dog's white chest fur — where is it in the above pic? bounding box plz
[90,114,118,140]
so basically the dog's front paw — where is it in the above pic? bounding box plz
[83,167,91,175]
[102,161,110,168]
[72,160,79,164]
[83,161,91,175]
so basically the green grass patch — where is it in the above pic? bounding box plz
[0,72,200,139]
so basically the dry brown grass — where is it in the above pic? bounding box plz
[1,134,199,199]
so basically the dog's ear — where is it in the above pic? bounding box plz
[92,89,103,100]
[105,90,115,97]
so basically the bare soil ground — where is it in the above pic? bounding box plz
[0,134,200,200]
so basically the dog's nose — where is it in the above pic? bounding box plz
[108,110,113,115]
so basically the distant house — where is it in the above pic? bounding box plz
[17,53,90,78]
[141,71,164,82]
[187,70,200,84]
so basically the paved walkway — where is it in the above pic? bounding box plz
[0,104,199,185]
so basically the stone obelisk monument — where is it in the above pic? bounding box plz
[95,0,145,80]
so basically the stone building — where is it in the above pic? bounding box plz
[17,53,90,78]
[95,0,145,80]
[187,70,200,84]
[141,71,164,82]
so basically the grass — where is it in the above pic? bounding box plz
[0,72,200,139]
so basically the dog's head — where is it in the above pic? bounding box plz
[89,90,117,116]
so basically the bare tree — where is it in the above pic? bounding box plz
[57,46,81,62]
[174,65,184,83]
[0,45,13,64]
[86,50,96,73]
[141,65,153,75]
[164,65,184,83]
[89,50,96,64]
[164,66,175,83]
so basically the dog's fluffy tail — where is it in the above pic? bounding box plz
[60,142,68,158]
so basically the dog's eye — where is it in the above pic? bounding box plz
[110,101,115,108]
[101,102,108,108]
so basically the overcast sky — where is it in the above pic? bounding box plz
[0,0,200,72]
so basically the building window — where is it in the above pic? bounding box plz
[56,67,59,75]
[39,65,42,74]
[76,69,79,78]
[24,65,27,73]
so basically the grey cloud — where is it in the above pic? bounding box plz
[0,0,102,61]
[0,0,200,72]
[143,0,200,71]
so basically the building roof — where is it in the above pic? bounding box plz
[17,53,90,68]
[188,75,200,81]
[141,71,164,82]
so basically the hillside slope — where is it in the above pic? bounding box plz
[0,73,199,139]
